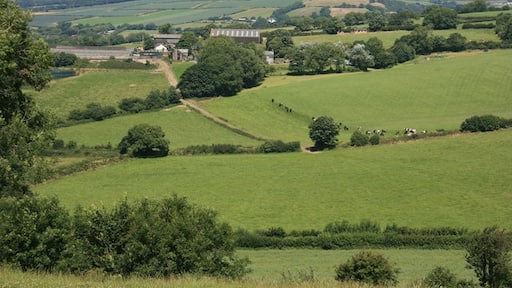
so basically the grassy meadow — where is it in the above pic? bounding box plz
[200,49,512,145]
[32,70,169,120]
[56,106,262,148]
[36,128,512,232]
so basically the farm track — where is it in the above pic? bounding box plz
[154,59,269,142]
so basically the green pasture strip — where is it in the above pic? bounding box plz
[293,28,499,48]
[201,50,512,145]
[36,129,512,231]
[171,62,195,81]
[458,10,512,18]
[230,8,277,19]
[288,7,322,17]
[240,249,474,284]
[32,70,169,120]
[56,106,262,148]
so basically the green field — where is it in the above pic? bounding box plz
[56,106,262,148]
[241,249,474,283]
[293,28,500,48]
[201,49,512,145]
[171,61,195,81]
[32,70,169,120]
[31,0,300,27]
[36,129,512,231]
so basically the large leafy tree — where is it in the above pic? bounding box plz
[178,36,266,98]
[1,0,55,198]
[118,124,170,158]
[422,6,458,30]
[335,251,399,286]
[466,226,512,288]
[309,116,341,150]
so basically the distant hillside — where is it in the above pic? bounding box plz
[17,0,135,11]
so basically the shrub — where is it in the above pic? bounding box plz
[423,266,457,288]
[258,140,300,153]
[350,130,369,146]
[369,134,380,145]
[335,251,399,286]
[119,97,146,114]
[118,124,169,158]
[144,87,181,110]
[67,103,116,121]
[58,196,250,278]
[0,196,71,272]
[325,220,381,234]
[460,115,506,132]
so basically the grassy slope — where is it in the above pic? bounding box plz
[56,106,262,148]
[32,70,169,120]
[201,50,512,145]
[36,129,512,231]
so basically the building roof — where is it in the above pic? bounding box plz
[210,29,260,39]
[153,34,182,39]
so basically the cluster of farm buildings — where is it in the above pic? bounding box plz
[51,28,275,63]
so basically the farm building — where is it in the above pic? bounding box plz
[173,48,189,61]
[153,34,182,46]
[210,29,261,44]
[264,51,274,64]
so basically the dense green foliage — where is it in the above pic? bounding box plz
[465,226,512,288]
[460,115,508,132]
[496,13,512,42]
[0,195,249,279]
[423,6,458,30]
[423,266,458,288]
[68,102,117,121]
[60,196,249,278]
[288,42,345,74]
[308,116,340,150]
[118,124,169,158]
[0,0,55,198]
[178,37,266,98]
[0,196,70,271]
[335,251,399,286]
[350,130,370,147]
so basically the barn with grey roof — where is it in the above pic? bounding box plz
[209,29,261,44]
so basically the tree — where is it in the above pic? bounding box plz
[466,226,512,288]
[176,31,199,50]
[118,124,169,158]
[335,251,399,286]
[1,0,55,198]
[446,33,467,52]
[143,36,155,50]
[423,6,458,30]
[367,11,386,32]
[158,23,174,34]
[348,43,374,71]
[496,13,512,42]
[309,116,341,150]
[390,41,416,63]
[265,29,294,58]
[398,26,434,55]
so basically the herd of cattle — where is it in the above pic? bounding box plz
[271,99,428,137]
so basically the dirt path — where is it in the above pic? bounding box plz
[155,59,267,141]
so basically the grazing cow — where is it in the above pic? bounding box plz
[271,98,274,103]
[344,126,349,131]
[404,128,417,136]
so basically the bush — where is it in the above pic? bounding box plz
[119,97,146,114]
[335,251,399,286]
[309,116,341,150]
[58,196,249,278]
[325,220,381,234]
[118,124,169,158]
[0,196,70,272]
[350,130,369,146]
[369,134,380,145]
[258,140,300,153]
[460,115,506,132]
[424,266,457,288]
[67,103,116,121]
[144,87,181,110]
